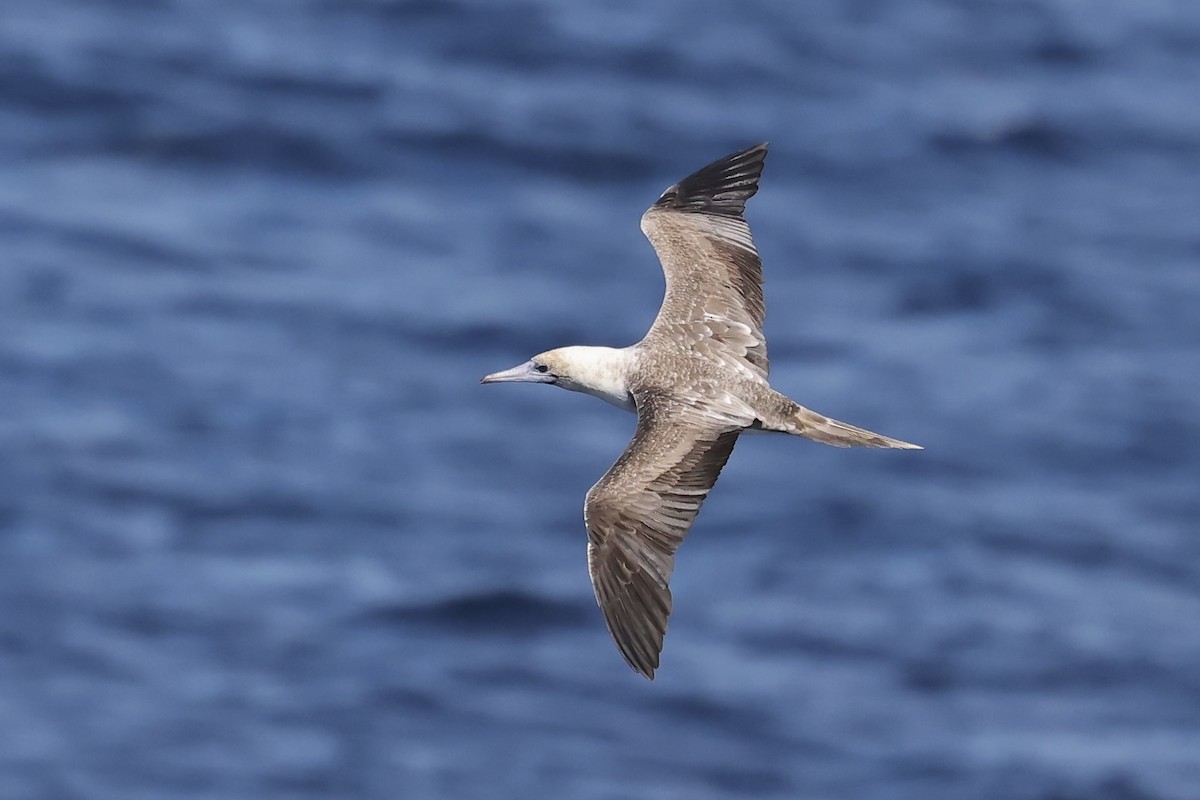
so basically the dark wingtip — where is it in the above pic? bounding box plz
[627,657,657,680]
[652,141,769,217]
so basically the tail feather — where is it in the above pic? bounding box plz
[752,389,922,449]
[799,410,921,449]
[786,405,922,450]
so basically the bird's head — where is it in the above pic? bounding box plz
[480,348,570,387]
[481,346,634,409]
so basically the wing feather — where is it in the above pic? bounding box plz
[584,393,739,679]
[640,142,770,377]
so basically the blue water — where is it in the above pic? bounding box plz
[2,1,1199,797]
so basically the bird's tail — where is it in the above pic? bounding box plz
[758,394,922,449]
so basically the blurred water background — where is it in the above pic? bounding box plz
[2,1,1199,798]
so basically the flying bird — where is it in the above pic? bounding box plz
[482,142,921,679]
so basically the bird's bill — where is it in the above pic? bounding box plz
[480,360,554,384]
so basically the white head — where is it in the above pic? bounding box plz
[482,345,635,412]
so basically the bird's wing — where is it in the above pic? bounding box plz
[584,391,740,679]
[640,142,770,378]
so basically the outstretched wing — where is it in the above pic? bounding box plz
[640,142,770,378]
[584,393,740,679]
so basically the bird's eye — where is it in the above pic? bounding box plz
[534,363,549,373]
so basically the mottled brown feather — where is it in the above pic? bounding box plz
[640,142,771,378]
[584,392,740,679]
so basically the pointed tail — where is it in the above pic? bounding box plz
[758,393,922,449]
[792,406,922,449]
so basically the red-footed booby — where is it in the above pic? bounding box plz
[482,142,921,679]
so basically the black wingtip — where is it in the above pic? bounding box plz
[652,141,769,217]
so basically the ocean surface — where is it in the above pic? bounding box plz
[2,1,1199,798]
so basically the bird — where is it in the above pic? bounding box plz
[482,142,921,679]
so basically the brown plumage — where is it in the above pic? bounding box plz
[483,142,921,679]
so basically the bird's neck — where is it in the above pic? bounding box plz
[560,346,636,412]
